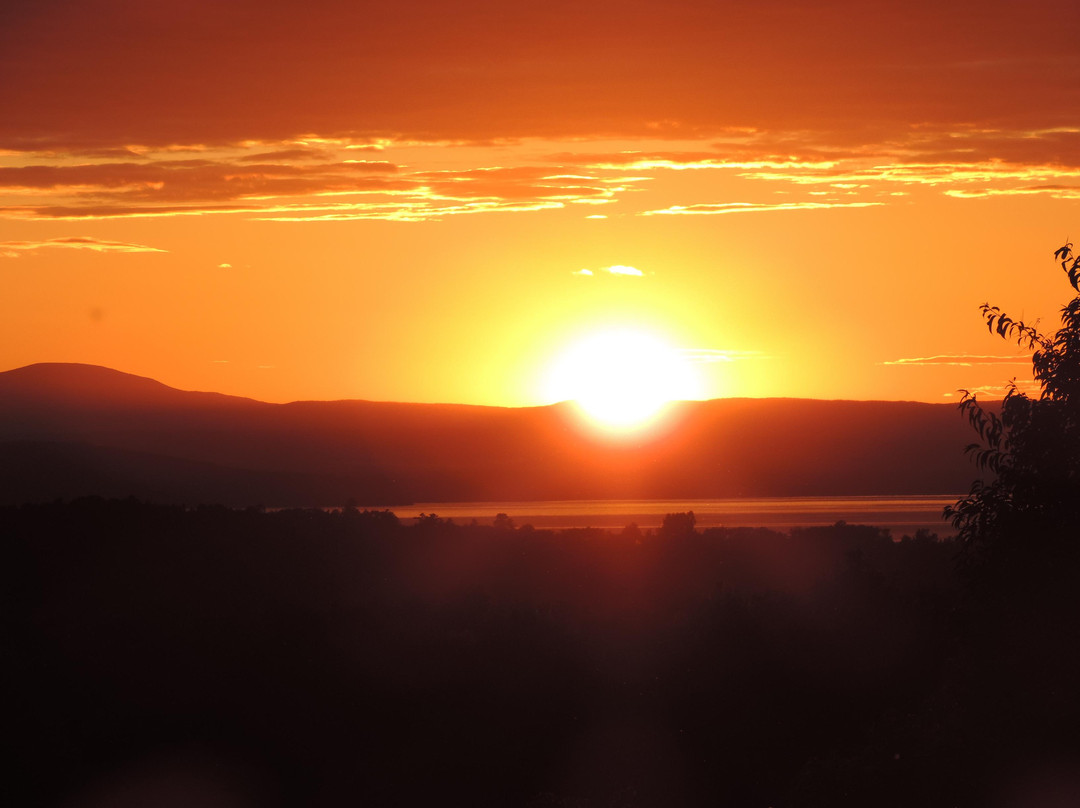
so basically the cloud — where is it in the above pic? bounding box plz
[603,265,643,276]
[546,128,1080,179]
[0,236,166,255]
[6,123,1080,224]
[884,354,1033,366]
[944,185,1080,200]
[237,147,333,162]
[0,158,400,202]
[0,202,256,220]
[641,201,883,216]
[3,1,1077,150]
[950,380,1041,398]
[551,152,838,172]
[0,145,624,221]
[545,129,1080,208]
[744,161,1080,189]
[574,265,645,277]
[260,197,570,223]
[891,127,1080,169]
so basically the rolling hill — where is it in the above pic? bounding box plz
[0,363,986,506]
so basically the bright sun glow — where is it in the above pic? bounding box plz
[544,328,703,430]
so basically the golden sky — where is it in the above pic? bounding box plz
[2,0,1079,406]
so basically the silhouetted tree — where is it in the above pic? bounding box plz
[415,511,453,531]
[945,241,1080,564]
[660,510,696,538]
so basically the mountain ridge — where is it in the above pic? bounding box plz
[0,363,987,506]
[2,362,974,409]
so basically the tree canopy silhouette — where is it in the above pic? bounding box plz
[945,241,1080,563]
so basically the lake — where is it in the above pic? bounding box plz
[363,495,961,536]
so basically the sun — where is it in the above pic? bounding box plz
[543,328,703,430]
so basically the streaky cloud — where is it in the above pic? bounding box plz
[0,236,166,255]
[884,354,1033,366]
[7,128,1080,223]
[955,380,1041,398]
[574,265,645,277]
[641,201,883,216]
[944,185,1080,199]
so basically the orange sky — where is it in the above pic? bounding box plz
[3,0,1079,406]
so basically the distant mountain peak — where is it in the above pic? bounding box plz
[0,363,256,408]
[3,362,169,385]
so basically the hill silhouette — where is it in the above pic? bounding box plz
[0,363,983,506]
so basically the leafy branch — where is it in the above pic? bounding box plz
[945,241,1080,553]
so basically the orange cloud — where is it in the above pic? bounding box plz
[0,144,628,221]
[0,158,399,200]
[641,201,883,216]
[884,355,1033,367]
[944,185,1080,200]
[548,151,837,172]
[3,2,1078,150]
[572,265,644,277]
[951,380,1042,399]
[6,124,1080,223]
[0,237,166,255]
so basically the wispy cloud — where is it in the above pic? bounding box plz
[884,354,1032,366]
[573,264,645,277]
[946,380,1041,398]
[0,145,623,222]
[746,163,1080,190]
[944,185,1080,199]
[0,236,166,256]
[641,201,883,216]
[5,125,1080,224]
[0,158,402,212]
[262,198,572,223]
[603,264,643,276]
[549,152,837,172]
[2,1,1076,152]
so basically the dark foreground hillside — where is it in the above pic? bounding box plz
[7,500,1079,807]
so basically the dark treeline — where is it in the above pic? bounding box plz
[8,498,1077,807]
